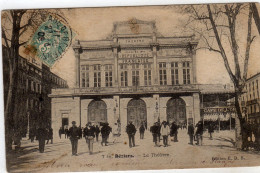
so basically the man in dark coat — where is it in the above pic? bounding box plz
[95,125,100,142]
[139,123,145,139]
[195,121,204,145]
[150,122,160,147]
[59,127,63,139]
[65,128,69,139]
[208,123,214,140]
[29,128,36,143]
[69,121,80,156]
[83,122,96,154]
[126,121,136,148]
[171,121,179,142]
[37,126,47,153]
[187,122,194,145]
[101,123,111,146]
[46,128,53,144]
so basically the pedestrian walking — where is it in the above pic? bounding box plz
[171,121,179,142]
[160,121,170,147]
[101,123,111,146]
[139,123,145,139]
[208,123,214,140]
[29,128,36,143]
[126,121,136,148]
[241,119,250,151]
[36,125,47,153]
[46,127,53,144]
[83,122,96,154]
[59,127,63,139]
[150,122,160,147]
[95,125,100,142]
[68,121,80,156]
[112,123,121,143]
[65,127,69,139]
[195,121,203,145]
[187,122,194,145]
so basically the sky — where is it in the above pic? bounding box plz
[48,5,260,88]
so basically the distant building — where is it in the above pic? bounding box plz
[50,18,236,136]
[2,46,68,137]
[199,84,236,130]
[241,73,260,123]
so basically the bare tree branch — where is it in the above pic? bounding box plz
[243,5,254,82]
[207,4,237,85]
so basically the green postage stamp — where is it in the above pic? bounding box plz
[29,15,74,67]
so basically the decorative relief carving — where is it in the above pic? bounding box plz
[158,48,189,56]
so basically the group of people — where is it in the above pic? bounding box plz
[68,121,113,156]
[241,119,260,151]
[35,126,53,153]
[125,120,203,148]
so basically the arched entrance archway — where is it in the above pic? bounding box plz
[88,100,107,124]
[166,98,186,125]
[127,99,147,128]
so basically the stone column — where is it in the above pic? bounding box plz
[128,64,132,87]
[89,65,94,87]
[152,94,160,124]
[192,93,200,125]
[113,95,120,123]
[191,45,197,84]
[152,33,158,86]
[113,37,119,87]
[140,64,144,86]
[179,62,184,85]
[101,65,105,87]
[152,47,158,85]
[73,40,81,88]
[73,97,81,127]
[166,62,171,85]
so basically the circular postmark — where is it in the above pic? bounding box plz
[29,14,74,67]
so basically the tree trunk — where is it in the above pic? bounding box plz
[4,11,22,152]
[234,92,244,150]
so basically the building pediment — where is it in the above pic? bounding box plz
[111,18,159,37]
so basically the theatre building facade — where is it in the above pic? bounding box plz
[50,19,203,135]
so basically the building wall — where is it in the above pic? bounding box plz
[241,73,260,123]
[51,19,202,138]
[51,94,200,139]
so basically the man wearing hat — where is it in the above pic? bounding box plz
[69,121,80,156]
[83,122,96,154]
[171,121,179,142]
[195,121,204,145]
[160,121,170,147]
[126,121,136,148]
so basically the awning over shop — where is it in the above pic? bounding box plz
[203,113,236,121]
[201,107,236,121]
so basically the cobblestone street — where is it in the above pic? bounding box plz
[7,129,260,172]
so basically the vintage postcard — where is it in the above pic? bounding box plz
[1,2,260,172]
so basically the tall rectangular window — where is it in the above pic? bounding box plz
[144,63,152,86]
[105,64,113,87]
[93,64,101,87]
[132,64,140,86]
[171,62,179,85]
[183,62,191,84]
[81,65,90,88]
[159,62,167,85]
[120,64,128,87]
